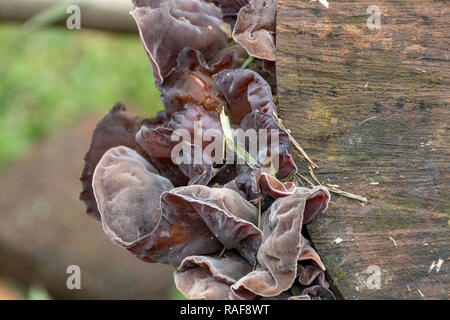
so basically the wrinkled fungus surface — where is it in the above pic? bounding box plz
[81,0,335,300]
[233,0,277,61]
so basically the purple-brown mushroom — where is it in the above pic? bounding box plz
[80,0,336,301]
[232,0,277,61]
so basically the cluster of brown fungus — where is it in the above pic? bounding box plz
[80,0,335,300]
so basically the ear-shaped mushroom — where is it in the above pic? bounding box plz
[234,163,261,201]
[276,150,297,180]
[137,104,223,160]
[213,69,275,124]
[303,186,331,225]
[168,103,223,150]
[300,285,336,300]
[210,164,238,185]
[234,150,297,189]
[230,188,306,298]
[97,180,261,266]
[92,146,174,247]
[93,146,221,265]
[81,0,334,302]
[239,110,289,154]
[80,103,147,219]
[131,0,230,85]
[231,163,275,208]
[165,185,262,264]
[297,264,326,287]
[230,186,329,298]
[296,237,327,287]
[298,237,326,271]
[232,150,292,202]
[232,0,277,61]
[161,48,237,116]
[136,126,175,158]
[262,60,276,75]
[257,173,331,224]
[212,0,249,26]
[146,157,190,187]
[174,252,253,300]
[259,172,296,198]
[177,141,217,186]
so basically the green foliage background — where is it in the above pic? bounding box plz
[0,23,163,172]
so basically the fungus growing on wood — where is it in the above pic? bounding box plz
[232,0,277,61]
[131,0,230,85]
[80,0,335,300]
[213,69,276,124]
[80,103,148,220]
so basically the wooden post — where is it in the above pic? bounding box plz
[277,0,448,299]
[0,0,137,32]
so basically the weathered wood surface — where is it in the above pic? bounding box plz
[277,0,449,299]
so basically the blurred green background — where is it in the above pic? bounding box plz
[0,18,189,300]
[0,22,163,172]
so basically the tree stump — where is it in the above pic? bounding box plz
[277,0,448,299]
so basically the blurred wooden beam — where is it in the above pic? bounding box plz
[0,0,137,33]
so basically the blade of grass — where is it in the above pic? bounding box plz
[241,55,255,69]
[219,109,257,167]
[218,246,227,258]
[328,187,368,203]
[23,1,73,30]
[190,170,206,185]
[273,112,318,168]
[309,165,321,185]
